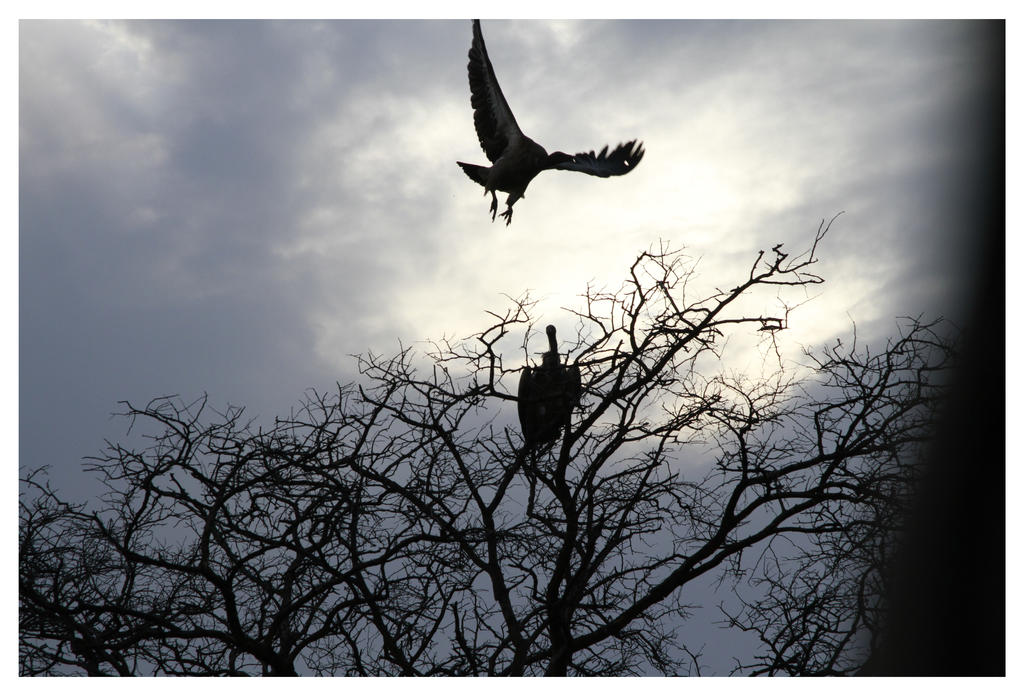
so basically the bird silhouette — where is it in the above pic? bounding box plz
[457,20,645,226]
[518,325,582,447]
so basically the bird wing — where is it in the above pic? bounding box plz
[517,366,537,442]
[566,365,582,403]
[468,19,524,163]
[550,140,646,177]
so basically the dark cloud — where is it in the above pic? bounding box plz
[19,15,999,563]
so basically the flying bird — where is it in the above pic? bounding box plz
[457,20,645,225]
[518,325,582,447]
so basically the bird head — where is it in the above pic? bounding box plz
[545,325,558,350]
[541,325,561,368]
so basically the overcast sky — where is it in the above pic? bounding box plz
[13,16,1007,676]
[18,17,1002,526]
[20,19,1000,494]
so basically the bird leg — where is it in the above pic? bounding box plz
[488,190,498,222]
[499,192,520,226]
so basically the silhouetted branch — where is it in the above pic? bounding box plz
[20,222,954,675]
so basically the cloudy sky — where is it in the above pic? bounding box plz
[19,18,1000,501]
[12,13,1010,677]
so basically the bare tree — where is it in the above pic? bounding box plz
[20,220,955,676]
[719,321,951,675]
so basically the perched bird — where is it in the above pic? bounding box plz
[518,325,582,447]
[457,19,645,225]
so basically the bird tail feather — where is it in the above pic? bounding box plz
[456,161,489,187]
